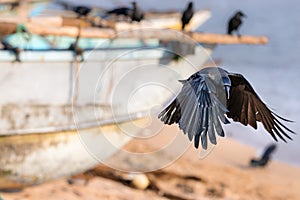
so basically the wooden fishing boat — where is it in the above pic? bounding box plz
[0,27,217,190]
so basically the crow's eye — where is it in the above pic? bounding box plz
[222,76,231,87]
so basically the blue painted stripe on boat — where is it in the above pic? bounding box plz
[0,47,176,62]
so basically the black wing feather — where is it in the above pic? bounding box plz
[227,73,294,142]
[159,71,228,149]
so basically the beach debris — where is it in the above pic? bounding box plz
[181,1,194,31]
[205,185,225,198]
[148,170,207,199]
[159,67,294,150]
[250,144,277,167]
[83,165,150,190]
[227,11,246,36]
[131,174,150,190]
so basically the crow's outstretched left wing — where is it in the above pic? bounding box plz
[227,73,295,142]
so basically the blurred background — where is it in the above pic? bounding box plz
[1,0,300,199]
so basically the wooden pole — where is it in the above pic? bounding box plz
[0,21,268,45]
[189,32,269,45]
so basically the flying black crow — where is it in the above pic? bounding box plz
[158,67,294,150]
[227,11,246,36]
[181,2,194,31]
[250,144,277,167]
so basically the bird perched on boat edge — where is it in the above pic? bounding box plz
[227,11,246,36]
[181,1,194,31]
[106,2,144,22]
[106,7,131,17]
[130,1,144,22]
[73,6,92,18]
[58,2,92,18]
[158,67,295,150]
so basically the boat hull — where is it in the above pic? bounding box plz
[0,42,215,189]
[0,117,148,189]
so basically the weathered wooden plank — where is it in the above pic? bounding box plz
[189,32,269,45]
[0,21,268,45]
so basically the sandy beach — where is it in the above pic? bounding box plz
[1,125,300,200]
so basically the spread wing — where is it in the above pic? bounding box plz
[227,73,295,142]
[158,73,229,149]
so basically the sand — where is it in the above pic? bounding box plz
[1,126,300,200]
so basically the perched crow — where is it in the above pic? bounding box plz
[106,7,131,17]
[73,6,92,18]
[158,67,294,150]
[57,2,92,18]
[227,11,246,36]
[106,2,143,22]
[250,144,277,167]
[130,2,144,22]
[181,2,194,31]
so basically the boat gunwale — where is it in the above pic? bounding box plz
[0,110,150,136]
[0,44,190,62]
[0,44,167,52]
